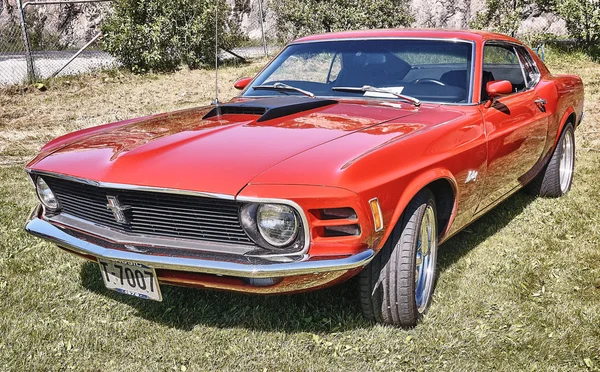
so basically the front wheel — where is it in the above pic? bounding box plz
[358,188,438,327]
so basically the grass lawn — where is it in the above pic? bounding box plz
[0,54,599,371]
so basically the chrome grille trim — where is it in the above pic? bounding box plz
[48,214,258,255]
[26,169,235,200]
[41,175,255,247]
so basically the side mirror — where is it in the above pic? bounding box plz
[234,77,252,90]
[484,80,513,108]
[486,80,513,98]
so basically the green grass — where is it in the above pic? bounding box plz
[1,54,599,371]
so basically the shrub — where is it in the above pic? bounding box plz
[469,0,532,36]
[555,0,599,46]
[101,0,241,73]
[270,0,414,42]
[471,0,599,51]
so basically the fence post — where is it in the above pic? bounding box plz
[258,0,268,58]
[17,0,35,83]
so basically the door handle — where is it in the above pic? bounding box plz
[534,98,547,112]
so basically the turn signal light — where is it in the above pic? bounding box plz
[369,198,383,232]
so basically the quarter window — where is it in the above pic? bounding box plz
[515,46,541,89]
[483,44,528,93]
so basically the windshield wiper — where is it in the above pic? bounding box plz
[253,82,315,98]
[332,85,421,107]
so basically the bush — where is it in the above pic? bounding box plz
[101,0,241,73]
[555,0,599,47]
[472,0,599,52]
[270,0,414,42]
[470,0,532,36]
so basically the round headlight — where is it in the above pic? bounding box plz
[35,177,59,210]
[256,204,299,247]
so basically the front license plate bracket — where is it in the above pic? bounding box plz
[98,259,162,301]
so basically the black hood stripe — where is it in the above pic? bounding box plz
[203,97,338,122]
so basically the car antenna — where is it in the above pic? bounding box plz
[212,0,220,114]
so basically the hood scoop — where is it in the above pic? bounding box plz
[203,97,338,122]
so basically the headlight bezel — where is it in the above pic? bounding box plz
[256,203,299,247]
[240,201,306,254]
[35,176,60,212]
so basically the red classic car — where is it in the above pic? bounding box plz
[25,29,584,327]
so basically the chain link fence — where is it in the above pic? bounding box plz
[0,0,588,86]
[0,0,30,85]
[23,0,115,80]
[0,0,116,86]
[225,0,278,60]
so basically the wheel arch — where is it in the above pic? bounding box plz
[381,170,458,249]
[554,108,576,147]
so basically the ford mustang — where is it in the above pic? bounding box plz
[25,30,584,327]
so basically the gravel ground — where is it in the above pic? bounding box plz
[0,50,117,85]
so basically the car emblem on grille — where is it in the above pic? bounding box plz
[106,195,131,224]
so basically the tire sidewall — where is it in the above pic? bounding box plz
[559,124,575,194]
[407,194,438,319]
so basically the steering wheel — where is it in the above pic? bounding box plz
[413,78,446,86]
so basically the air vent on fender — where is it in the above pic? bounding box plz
[203,97,338,122]
[309,207,361,238]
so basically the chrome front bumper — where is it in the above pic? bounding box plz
[25,207,374,279]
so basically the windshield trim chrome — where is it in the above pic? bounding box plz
[243,38,477,105]
[289,37,475,45]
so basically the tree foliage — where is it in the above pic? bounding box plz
[470,0,534,36]
[555,0,599,45]
[472,0,599,47]
[102,0,241,73]
[270,0,414,42]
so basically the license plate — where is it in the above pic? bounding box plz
[98,259,162,301]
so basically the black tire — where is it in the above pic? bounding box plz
[526,123,575,198]
[359,188,438,327]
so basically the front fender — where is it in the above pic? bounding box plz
[237,183,374,257]
[376,169,458,252]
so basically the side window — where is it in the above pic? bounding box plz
[515,46,541,89]
[483,44,528,94]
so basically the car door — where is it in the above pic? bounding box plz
[476,42,550,212]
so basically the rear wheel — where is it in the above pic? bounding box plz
[527,123,575,197]
[359,188,438,327]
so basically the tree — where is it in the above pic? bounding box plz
[555,0,599,45]
[270,0,414,42]
[471,0,599,48]
[102,0,241,72]
[470,0,535,36]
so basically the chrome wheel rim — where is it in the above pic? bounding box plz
[559,129,574,193]
[415,205,437,314]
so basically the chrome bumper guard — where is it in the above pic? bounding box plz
[25,208,374,279]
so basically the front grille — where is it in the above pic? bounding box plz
[43,176,254,246]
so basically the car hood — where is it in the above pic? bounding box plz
[28,98,418,196]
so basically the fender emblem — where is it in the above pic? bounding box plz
[106,195,131,224]
[465,170,478,183]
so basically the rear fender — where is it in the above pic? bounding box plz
[554,107,576,147]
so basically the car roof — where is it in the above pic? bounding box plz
[293,29,522,44]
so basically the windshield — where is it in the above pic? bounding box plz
[242,39,474,104]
